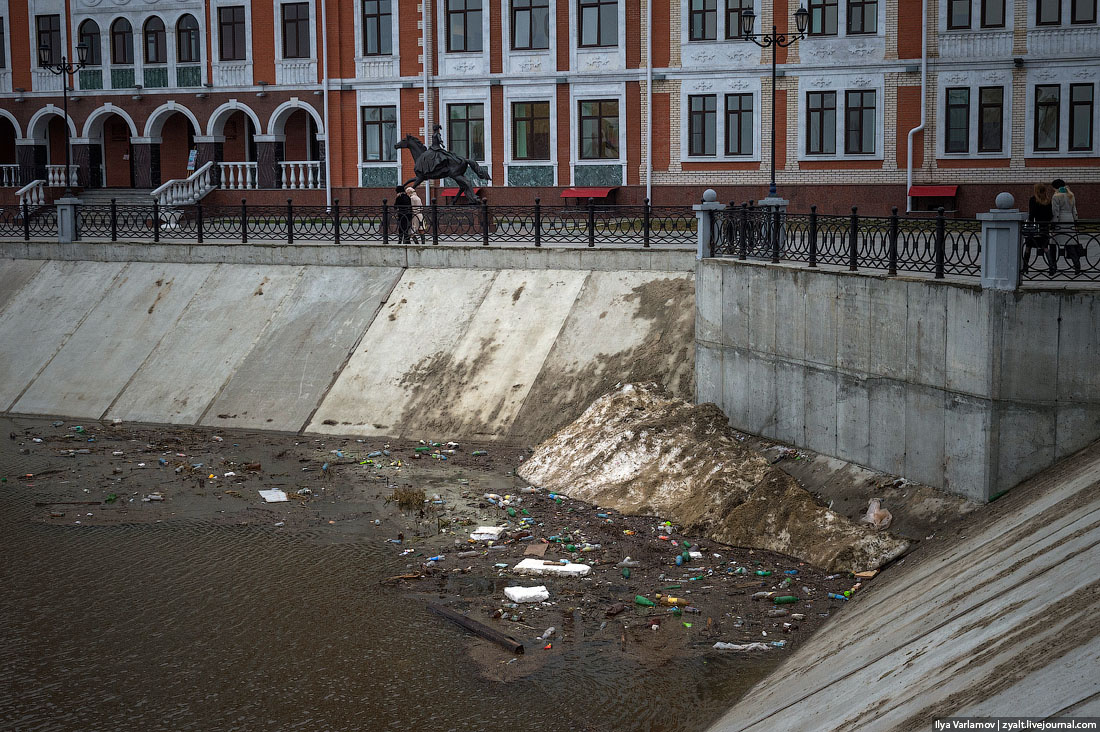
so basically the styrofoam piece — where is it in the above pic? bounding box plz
[513,558,592,577]
[504,585,550,603]
[471,526,505,541]
[259,490,289,503]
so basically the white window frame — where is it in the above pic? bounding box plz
[936,74,1012,158]
[1025,70,1100,157]
[679,79,762,162]
[796,75,884,161]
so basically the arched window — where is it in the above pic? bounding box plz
[110,18,133,65]
[144,17,166,64]
[177,14,200,63]
[78,20,102,66]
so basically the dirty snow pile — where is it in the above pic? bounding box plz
[517,383,909,572]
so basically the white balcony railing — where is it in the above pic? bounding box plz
[218,161,258,190]
[152,161,216,206]
[32,69,63,92]
[0,69,11,93]
[938,30,1013,58]
[212,61,252,86]
[356,57,396,78]
[16,180,46,208]
[1029,25,1100,56]
[46,165,78,187]
[0,165,19,187]
[276,59,317,84]
[279,161,322,189]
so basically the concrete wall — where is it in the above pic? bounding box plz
[696,258,1100,501]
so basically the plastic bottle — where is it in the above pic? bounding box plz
[755,570,772,576]
[634,595,657,607]
[682,551,691,564]
[656,594,686,606]
[828,592,849,601]
[773,596,799,604]
[616,557,641,568]
[784,569,799,575]
[622,568,631,579]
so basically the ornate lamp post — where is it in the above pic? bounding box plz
[37,42,89,197]
[741,6,808,198]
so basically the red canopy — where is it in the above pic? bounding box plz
[439,187,485,197]
[560,186,618,198]
[908,185,958,197]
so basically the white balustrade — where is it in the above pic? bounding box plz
[46,165,78,187]
[0,70,11,93]
[32,69,63,92]
[218,161,258,190]
[356,57,396,79]
[938,30,1013,58]
[279,161,322,190]
[0,165,19,187]
[16,180,46,208]
[212,62,253,86]
[152,161,215,206]
[1029,26,1100,56]
[276,60,317,85]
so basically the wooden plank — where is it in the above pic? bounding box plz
[427,603,525,654]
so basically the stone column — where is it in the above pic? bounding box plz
[56,197,80,243]
[254,135,282,191]
[977,192,1027,291]
[194,135,225,187]
[693,189,727,259]
[130,140,155,189]
[70,138,94,188]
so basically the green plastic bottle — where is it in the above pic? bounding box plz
[634,595,656,607]
[507,507,516,517]
[622,568,631,579]
[755,570,772,576]
[773,596,799,604]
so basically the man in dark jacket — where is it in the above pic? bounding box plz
[394,185,413,245]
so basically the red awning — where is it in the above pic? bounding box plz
[439,187,485,197]
[908,185,958,197]
[560,186,618,198]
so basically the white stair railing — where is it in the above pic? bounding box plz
[151,161,216,206]
[16,180,46,208]
[217,161,258,190]
[279,161,322,190]
[45,164,78,187]
[0,165,18,187]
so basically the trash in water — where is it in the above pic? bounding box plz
[143,492,165,502]
[713,641,784,651]
[504,586,550,603]
[471,526,505,541]
[828,592,849,602]
[634,595,657,607]
[514,558,591,577]
[538,627,555,640]
[259,490,289,503]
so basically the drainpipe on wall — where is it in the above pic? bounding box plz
[905,0,927,214]
[321,0,332,208]
[646,0,653,203]
[423,0,432,200]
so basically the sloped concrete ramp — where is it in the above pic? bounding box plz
[707,439,1100,731]
[0,260,693,441]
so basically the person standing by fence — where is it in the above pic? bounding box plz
[1025,183,1055,275]
[394,186,413,246]
[1051,179,1082,274]
[407,186,424,245]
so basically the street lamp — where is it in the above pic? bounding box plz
[37,42,89,197]
[741,6,808,198]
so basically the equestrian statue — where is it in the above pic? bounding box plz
[395,126,491,203]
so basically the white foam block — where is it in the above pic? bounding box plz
[259,490,289,503]
[513,558,592,577]
[471,526,505,541]
[504,585,550,603]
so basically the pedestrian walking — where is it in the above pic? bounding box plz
[1024,183,1054,274]
[1051,179,1082,274]
[407,186,424,245]
[394,185,413,246]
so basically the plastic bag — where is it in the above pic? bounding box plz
[861,498,892,531]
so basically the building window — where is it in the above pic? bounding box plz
[725,0,752,37]
[37,15,61,66]
[808,0,839,34]
[512,0,550,49]
[947,0,971,27]
[512,101,551,159]
[579,0,618,46]
[79,20,102,66]
[978,86,1003,152]
[806,91,836,154]
[1070,84,1094,150]
[218,6,246,61]
[1072,0,1097,22]
[449,103,486,160]
[579,99,619,159]
[447,0,483,52]
[1034,85,1060,151]
[1037,0,1060,24]
[111,18,133,65]
[690,0,718,40]
[725,93,753,155]
[281,2,311,58]
[844,90,875,154]
[144,17,166,64]
[361,106,397,162]
[981,0,1005,26]
[688,95,717,155]
[846,0,877,32]
[945,87,970,153]
[0,18,7,69]
[177,15,200,63]
[362,0,393,55]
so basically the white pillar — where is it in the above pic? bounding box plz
[693,189,726,259]
[977,192,1027,291]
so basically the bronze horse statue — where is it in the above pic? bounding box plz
[395,134,491,203]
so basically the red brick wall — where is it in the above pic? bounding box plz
[9,0,30,90]
[222,111,249,162]
[897,0,923,59]
[331,89,361,188]
[626,0,641,68]
[400,0,421,76]
[626,81,640,185]
[48,118,66,166]
[775,89,787,170]
[252,1,276,84]
[775,0,789,64]
[652,92,670,171]
[652,0,670,67]
[491,85,505,181]
[284,110,310,160]
[400,86,423,179]
[160,114,193,180]
[557,83,570,184]
[103,116,132,187]
[896,86,923,168]
[556,6,570,70]
[490,0,503,72]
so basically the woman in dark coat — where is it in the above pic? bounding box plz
[1025,182,1054,274]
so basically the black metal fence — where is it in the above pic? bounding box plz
[70,198,696,248]
[0,203,59,240]
[711,205,982,278]
[1020,220,1100,283]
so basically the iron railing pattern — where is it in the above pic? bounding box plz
[1021,220,1099,282]
[0,203,59,240]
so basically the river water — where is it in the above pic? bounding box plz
[0,489,774,732]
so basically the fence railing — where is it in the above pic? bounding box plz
[1020,220,1099,283]
[65,198,696,248]
[711,205,982,278]
[0,202,59,239]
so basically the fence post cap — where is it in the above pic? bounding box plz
[994,192,1015,210]
[702,189,718,203]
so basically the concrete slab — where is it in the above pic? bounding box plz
[803,367,838,456]
[695,262,722,344]
[997,289,1061,403]
[746,267,777,354]
[835,276,870,373]
[803,275,837,368]
[945,286,990,396]
[835,374,870,466]
[0,259,45,316]
[1055,292,1100,403]
[741,352,777,436]
[904,383,947,488]
[720,263,751,348]
[773,269,806,361]
[867,277,908,380]
[944,393,992,501]
[107,266,304,425]
[994,401,1057,490]
[868,379,907,476]
[0,261,126,412]
[696,343,723,408]
[308,268,499,437]
[13,263,216,419]
[202,266,403,431]
[773,360,806,446]
[905,280,948,389]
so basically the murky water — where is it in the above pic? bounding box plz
[0,490,774,732]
